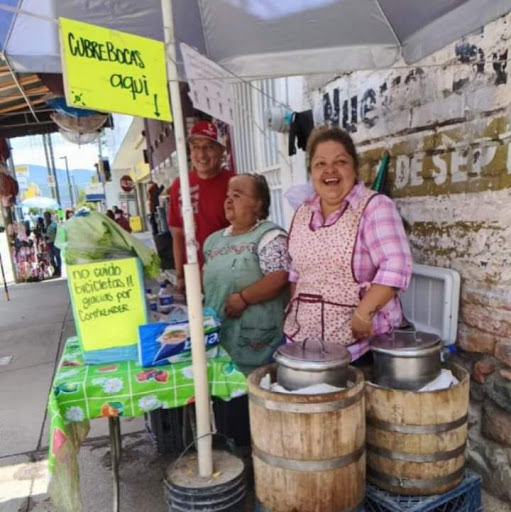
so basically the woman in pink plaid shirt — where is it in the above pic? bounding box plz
[284,126,412,362]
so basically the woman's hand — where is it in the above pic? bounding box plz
[352,284,397,339]
[351,309,374,339]
[224,293,247,318]
[175,277,186,295]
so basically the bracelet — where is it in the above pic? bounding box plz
[239,290,250,307]
[353,310,373,325]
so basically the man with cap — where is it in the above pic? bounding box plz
[168,120,234,293]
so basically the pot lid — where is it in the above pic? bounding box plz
[370,330,441,355]
[275,341,350,371]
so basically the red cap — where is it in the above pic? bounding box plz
[187,121,224,147]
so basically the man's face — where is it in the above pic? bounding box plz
[44,214,51,225]
[189,138,224,177]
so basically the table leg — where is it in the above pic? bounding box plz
[109,417,121,512]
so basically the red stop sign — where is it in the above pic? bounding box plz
[120,175,134,192]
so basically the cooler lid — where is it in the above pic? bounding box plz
[400,263,460,345]
[370,331,441,355]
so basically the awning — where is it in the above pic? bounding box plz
[0,0,510,79]
[0,1,510,137]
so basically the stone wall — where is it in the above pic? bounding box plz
[306,13,511,501]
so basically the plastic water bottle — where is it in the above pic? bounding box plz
[145,288,158,319]
[158,282,173,314]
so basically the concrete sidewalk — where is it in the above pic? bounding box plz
[0,279,171,512]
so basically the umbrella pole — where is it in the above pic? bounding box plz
[161,0,213,477]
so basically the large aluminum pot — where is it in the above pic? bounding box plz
[371,331,442,390]
[274,341,351,391]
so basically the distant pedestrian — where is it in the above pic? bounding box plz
[33,217,45,245]
[44,211,61,277]
[112,206,132,233]
[147,181,164,236]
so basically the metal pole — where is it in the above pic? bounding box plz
[108,417,121,512]
[61,156,74,207]
[71,176,79,206]
[46,133,61,206]
[97,134,104,181]
[41,134,56,201]
[161,0,213,477]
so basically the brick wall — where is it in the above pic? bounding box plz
[306,13,511,501]
[307,13,511,361]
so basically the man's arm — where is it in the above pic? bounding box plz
[171,227,186,293]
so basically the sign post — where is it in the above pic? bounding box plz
[59,18,172,121]
[161,0,213,478]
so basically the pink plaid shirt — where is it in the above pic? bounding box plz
[288,182,412,361]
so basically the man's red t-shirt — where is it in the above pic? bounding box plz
[167,169,234,267]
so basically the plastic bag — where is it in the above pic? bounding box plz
[284,181,315,210]
[153,304,189,324]
[56,208,160,278]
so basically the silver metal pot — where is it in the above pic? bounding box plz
[274,341,351,391]
[370,331,442,390]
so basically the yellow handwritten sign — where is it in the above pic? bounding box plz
[59,17,172,122]
[68,258,147,352]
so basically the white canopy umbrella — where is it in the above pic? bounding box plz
[1,0,511,77]
[21,196,60,210]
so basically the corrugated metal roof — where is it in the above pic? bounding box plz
[0,59,56,138]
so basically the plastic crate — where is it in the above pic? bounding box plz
[144,406,192,456]
[145,400,250,457]
[365,471,482,512]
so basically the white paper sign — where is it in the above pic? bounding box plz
[180,43,234,125]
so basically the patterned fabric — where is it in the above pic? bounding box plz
[289,181,412,335]
[259,233,289,275]
[285,186,378,351]
[347,338,371,361]
[222,222,289,275]
[47,337,247,512]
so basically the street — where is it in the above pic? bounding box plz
[0,279,170,512]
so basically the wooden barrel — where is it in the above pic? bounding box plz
[248,364,365,512]
[365,363,469,496]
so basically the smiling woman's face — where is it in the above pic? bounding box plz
[310,140,357,209]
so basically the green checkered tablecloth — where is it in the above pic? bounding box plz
[47,337,247,512]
